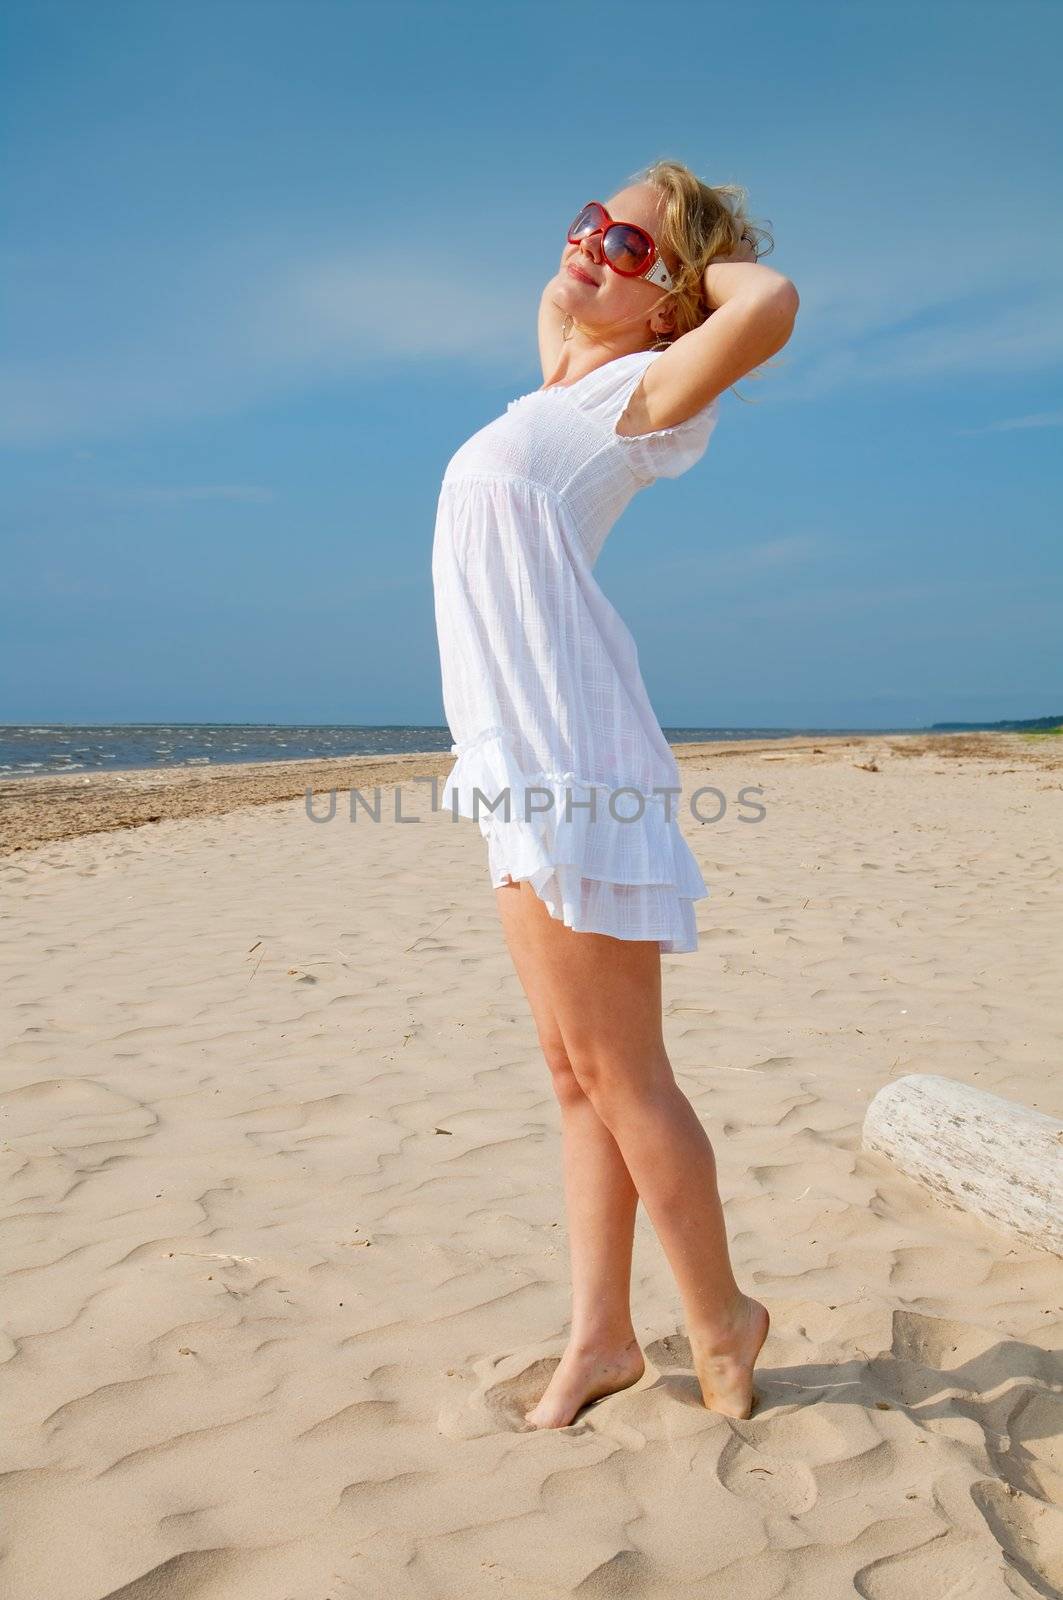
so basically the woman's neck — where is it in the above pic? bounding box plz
[540,335,656,392]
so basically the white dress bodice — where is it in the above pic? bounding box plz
[431,347,720,953]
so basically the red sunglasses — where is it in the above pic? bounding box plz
[567,200,676,291]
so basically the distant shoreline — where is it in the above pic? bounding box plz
[1,729,1057,858]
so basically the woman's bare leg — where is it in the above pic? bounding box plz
[495,881,646,1428]
[495,879,769,1427]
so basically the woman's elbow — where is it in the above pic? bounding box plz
[770,277,800,323]
[763,282,800,358]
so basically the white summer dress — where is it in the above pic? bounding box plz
[431,346,720,954]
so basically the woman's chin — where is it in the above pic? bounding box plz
[553,281,597,317]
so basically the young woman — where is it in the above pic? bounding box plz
[431,159,799,1430]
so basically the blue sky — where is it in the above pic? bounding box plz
[2,0,1060,731]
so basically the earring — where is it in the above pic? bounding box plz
[561,312,574,342]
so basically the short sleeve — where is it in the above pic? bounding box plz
[614,396,720,483]
[606,351,721,484]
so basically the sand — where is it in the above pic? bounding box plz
[1,731,1061,1599]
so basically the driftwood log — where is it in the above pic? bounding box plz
[863,1073,1063,1256]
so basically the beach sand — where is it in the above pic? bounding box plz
[1,731,1061,1599]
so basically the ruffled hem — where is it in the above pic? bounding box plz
[440,724,709,954]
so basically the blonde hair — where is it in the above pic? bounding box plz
[627,157,774,342]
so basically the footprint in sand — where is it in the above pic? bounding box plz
[865,1311,1063,1595]
[971,1479,1063,1597]
[438,1349,581,1439]
[715,1431,817,1514]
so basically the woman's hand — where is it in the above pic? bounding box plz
[702,235,791,313]
[717,231,759,267]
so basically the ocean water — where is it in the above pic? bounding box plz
[0,722,913,780]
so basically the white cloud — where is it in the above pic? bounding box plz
[243,257,533,367]
[103,483,275,505]
[652,533,823,584]
[0,241,538,448]
[775,279,1063,400]
[954,410,1063,435]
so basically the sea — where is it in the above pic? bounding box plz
[0,723,923,780]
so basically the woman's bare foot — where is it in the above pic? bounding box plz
[523,1336,645,1429]
[688,1294,770,1419]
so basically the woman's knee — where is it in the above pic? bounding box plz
[565,1042,675,1115]
[539,1037,587,1105]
